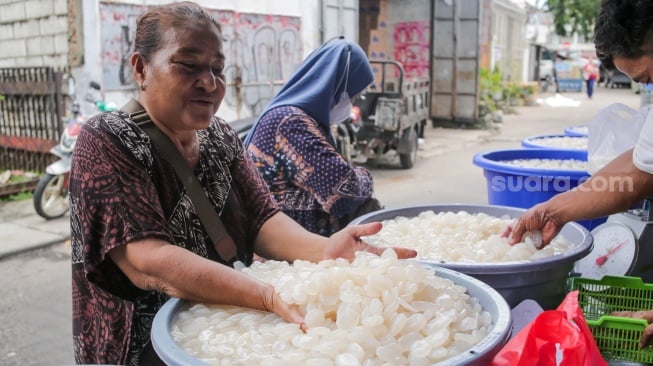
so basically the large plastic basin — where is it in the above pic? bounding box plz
[350,203,593,310]
[472,148,605,230]
[152,266,512,366]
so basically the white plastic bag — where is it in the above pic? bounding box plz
[587,103,650,173]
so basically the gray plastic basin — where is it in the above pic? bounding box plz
[151,267,512,366]
[350,203,593,309]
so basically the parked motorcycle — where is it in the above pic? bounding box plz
[33,80,116,219]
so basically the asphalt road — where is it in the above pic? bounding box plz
[0,86,642,365]
[372,86,642,209]
[0,242,72,366]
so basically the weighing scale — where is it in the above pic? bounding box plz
[573,199,653,281]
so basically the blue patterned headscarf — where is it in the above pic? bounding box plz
[244,37,373,147]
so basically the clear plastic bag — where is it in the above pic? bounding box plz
[587,103,650,174]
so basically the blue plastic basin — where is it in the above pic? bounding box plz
[564,125,588,137]
[472,148,605,230]
[522,133,588,151]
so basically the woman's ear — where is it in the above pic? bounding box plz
[131,53,146,87]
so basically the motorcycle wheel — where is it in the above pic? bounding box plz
[33,173,70,220]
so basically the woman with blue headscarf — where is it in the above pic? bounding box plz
[245,37,378,237]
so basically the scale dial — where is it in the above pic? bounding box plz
[573,222,637,280]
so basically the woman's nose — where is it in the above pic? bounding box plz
[196,70,217,91]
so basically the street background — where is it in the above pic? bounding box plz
[0,86,642,365]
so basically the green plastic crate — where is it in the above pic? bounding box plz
[570,275,653,363]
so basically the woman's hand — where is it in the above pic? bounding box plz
[323,222,417,260]
[260,284,307,332]
[259,221,417,330]
[502,203,564,247]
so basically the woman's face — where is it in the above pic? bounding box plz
[613,54,653,85]
[138,22,226,132]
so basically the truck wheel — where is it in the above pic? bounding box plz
[399,128,418,169]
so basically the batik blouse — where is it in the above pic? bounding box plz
[70,110,278,365]
[247,105,375,236]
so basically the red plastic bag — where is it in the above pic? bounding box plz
[491,291,607,366]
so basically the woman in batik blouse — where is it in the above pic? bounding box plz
[245,37,378,237]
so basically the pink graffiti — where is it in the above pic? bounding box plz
[392,21,430,78]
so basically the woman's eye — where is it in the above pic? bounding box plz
[179,62,196,70]
[212,68,226,81]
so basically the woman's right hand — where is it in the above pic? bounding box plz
[261,284,307,332]
[502,202,565,247]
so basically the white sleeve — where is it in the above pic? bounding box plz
[633,109,653,174]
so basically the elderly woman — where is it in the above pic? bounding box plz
[244,37,380,237]
[69,2,415,365]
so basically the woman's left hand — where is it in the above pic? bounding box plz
[323,222,417,260]
[610,309,653,348]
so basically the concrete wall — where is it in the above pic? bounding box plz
[0,0,70,68]
[490,0,527,83]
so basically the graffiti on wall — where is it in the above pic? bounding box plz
[364,18,430,84]
[393,20,430,79]
[99,3,146,89]
[216,12,302,115]
[99,3,302,116]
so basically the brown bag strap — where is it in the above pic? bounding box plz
[121,99,237,262]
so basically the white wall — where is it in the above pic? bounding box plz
[1,0,324,121]
[490,0,527,83]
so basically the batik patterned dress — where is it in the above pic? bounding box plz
[70,110,278,365]
[247,105,374,236]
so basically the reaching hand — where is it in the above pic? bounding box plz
[502,203,564,247]
[323,222,417,260]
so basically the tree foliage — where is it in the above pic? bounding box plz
[543,0,601,40]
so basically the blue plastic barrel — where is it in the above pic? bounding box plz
[472,148,605,230]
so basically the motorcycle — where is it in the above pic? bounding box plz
[33,80,116,220]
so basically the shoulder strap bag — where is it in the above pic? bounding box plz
[120,98,237,262]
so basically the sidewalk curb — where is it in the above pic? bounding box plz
[0,236,70,260]
[0,199,71,260]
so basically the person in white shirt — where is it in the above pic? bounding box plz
[634,111,653,174]
[504,0,653,347]
[505,0,653,246]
